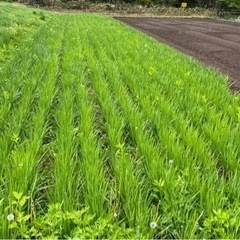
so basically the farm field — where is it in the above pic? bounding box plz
[117,17,240,91]
[1,4,240,238]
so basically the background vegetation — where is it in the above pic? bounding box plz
[2,0,240,13]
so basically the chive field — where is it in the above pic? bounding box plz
[1,8,240,238]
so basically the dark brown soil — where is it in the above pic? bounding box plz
[116,17,240,91]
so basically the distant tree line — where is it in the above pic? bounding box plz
[7,0,240,12]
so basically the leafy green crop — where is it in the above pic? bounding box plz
[0,6,240,239]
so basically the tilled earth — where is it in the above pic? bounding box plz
[116,17,240,91]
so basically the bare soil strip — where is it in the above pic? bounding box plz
[116,17,240,91]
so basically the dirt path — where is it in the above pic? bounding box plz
[116,17,240,91]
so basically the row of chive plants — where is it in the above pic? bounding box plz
[48,14,109,219]
[79,16,152,236]
[0,16,66,237]
[46,14,154,237]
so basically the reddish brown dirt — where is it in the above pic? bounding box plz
[116,17,240,91]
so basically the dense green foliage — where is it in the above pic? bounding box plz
[1,4,240,238]
[2,0,240,11]
[0,2,50,69]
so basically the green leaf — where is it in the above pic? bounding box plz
[22,214,31,222]
[19,196,29,207]
[9,221,18,229]
[12,192,22,200]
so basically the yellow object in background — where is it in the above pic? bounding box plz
[181,2,187,7]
